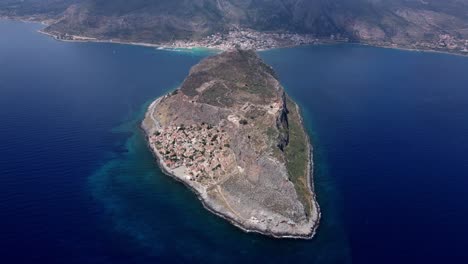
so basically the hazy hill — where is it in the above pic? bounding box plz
[0,0,76,16]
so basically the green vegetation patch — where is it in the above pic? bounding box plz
[284,98,313,217]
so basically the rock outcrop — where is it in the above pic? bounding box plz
[142,49,320,238]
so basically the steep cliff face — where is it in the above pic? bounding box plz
[142,49,320,238]
[276,92,289,152]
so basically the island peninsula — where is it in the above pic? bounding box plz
[141,49,320,239]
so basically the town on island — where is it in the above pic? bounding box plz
[149,123,232,184]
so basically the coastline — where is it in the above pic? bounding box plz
[358,42,468,58]
[37,25,468,57]
[141,94,320,239]
[294,100,322,239]
[39,28,468,58]
[37,29,222,53]
[1,16,467,56]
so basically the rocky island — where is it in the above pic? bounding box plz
[141,49,320,239]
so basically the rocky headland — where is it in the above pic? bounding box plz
[141,49,320,239]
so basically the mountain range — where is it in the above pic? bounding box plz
[1,0,467,53]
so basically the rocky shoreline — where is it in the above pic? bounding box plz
[295,102,322,238]
[141,94,320,239]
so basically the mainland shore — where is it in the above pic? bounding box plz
[39,27,468,57]
[1,15,467,56]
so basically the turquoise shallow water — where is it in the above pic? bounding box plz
[2,19,468,264]
[88,101,349,263]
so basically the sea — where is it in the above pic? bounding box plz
[1,20,468,264]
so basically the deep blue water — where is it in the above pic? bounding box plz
[262,45,468,263]
[1,20,468,263]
